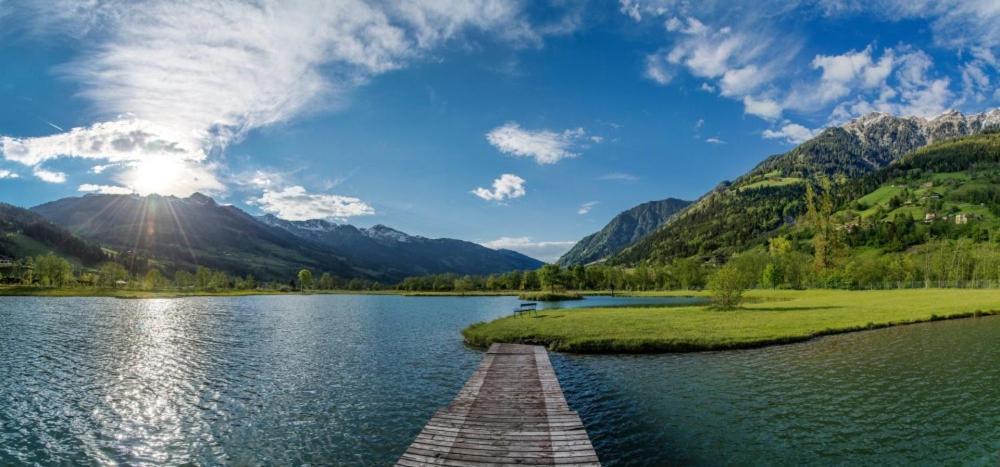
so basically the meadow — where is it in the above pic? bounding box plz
[462,289,1000,353]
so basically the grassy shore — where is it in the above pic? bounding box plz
[462,289,1000,353]
[517,291,583,301]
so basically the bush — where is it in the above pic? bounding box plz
[708,264,746,310]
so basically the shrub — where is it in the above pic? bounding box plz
[708,264,746,310]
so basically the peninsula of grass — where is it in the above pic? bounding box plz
[517,291,584,301]
[462,289,1000,353]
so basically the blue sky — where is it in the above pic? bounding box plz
[0,1,998,261]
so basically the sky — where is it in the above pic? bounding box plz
[0,0,998,262]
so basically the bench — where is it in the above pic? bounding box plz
[513,302,538,317]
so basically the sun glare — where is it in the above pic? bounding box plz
[124,158,187,196]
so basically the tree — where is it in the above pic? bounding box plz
[298,268,313,289]
[318,272,334,290]
[143,269,166,289]
[521,270,540,290]
[195,266,212,289]
[761,263,781,289]
[538,264,562,292]
[708,264,746,310]
[99,262,129,288]
[174,270,194,288]
[34,253,73,287]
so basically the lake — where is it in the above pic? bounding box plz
[1,295,997,465]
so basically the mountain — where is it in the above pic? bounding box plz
[259,215,544,278]
[0,203,106,265]
[30,193,542,281]
[558,198,691,266]
[32,193,361,280]
[612,109,1000,265]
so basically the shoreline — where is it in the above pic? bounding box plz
[0,286,679,299]
[461,289,1000,354]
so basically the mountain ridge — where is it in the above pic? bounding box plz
[612,109,1000,265]
[558,198,691,266]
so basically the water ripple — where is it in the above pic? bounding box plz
[1,296,997,465]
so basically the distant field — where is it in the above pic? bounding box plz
[462,289,1000,353]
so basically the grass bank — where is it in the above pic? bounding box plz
[517,291,583,301]
[462,289,1000,353]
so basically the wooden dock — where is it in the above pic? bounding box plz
[397,343,601,466]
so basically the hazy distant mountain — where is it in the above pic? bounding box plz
[557,198,691,266]
[32,193,361,280]
[32,193,542,281]
[613,109,1000,264]
[259,215,544,278]
[0,203,105,265]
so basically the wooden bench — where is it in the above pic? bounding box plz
[513,302,538,316]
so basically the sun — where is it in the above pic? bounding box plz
[123,158,188,196]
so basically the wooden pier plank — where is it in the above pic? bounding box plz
[397,343,600,466]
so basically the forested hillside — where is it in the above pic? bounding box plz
[613,110,1000,265]
[0,203,105,266]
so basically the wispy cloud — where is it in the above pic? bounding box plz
[577,201,598,215]
[32,167,66,183]
[598,172,638,182]
[481,236,576,263]
[762,123,820,144]
[2,0,571,195]
[472,173,526,202]
[486,122,596,164]
[705,137,726,144]
[79,183,133,195]
[621,2,994,137]
[250,185,374,221]
[0,169,18,179]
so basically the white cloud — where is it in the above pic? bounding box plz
[742,96,783,120]
[705,137,726,144]
[486,123,594,164]
[0,118,204,166]
[78,183,133,195]
[719,65,769,97]
[0,169,18,179]
[472,173,526,202]
[828,48,956,122]
[598,172,638,182]
[33,167,67,183]
[784,46,895,111]
[762,123,820,144]
[481,236,576,263]
[819,0,1000,51]
[644,53,674,85]
[577,201,598,215]
[251,185,374,221]
[3,1,565,194]
[619,0,642,22]
[699,82,716,92]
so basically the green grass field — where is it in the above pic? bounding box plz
[462,289,1000,353]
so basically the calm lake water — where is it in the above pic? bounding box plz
[1,295,997,466]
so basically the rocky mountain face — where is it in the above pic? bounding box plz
[612,109,1000,265]
[557,198,691,266]
[259,215,544,278]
